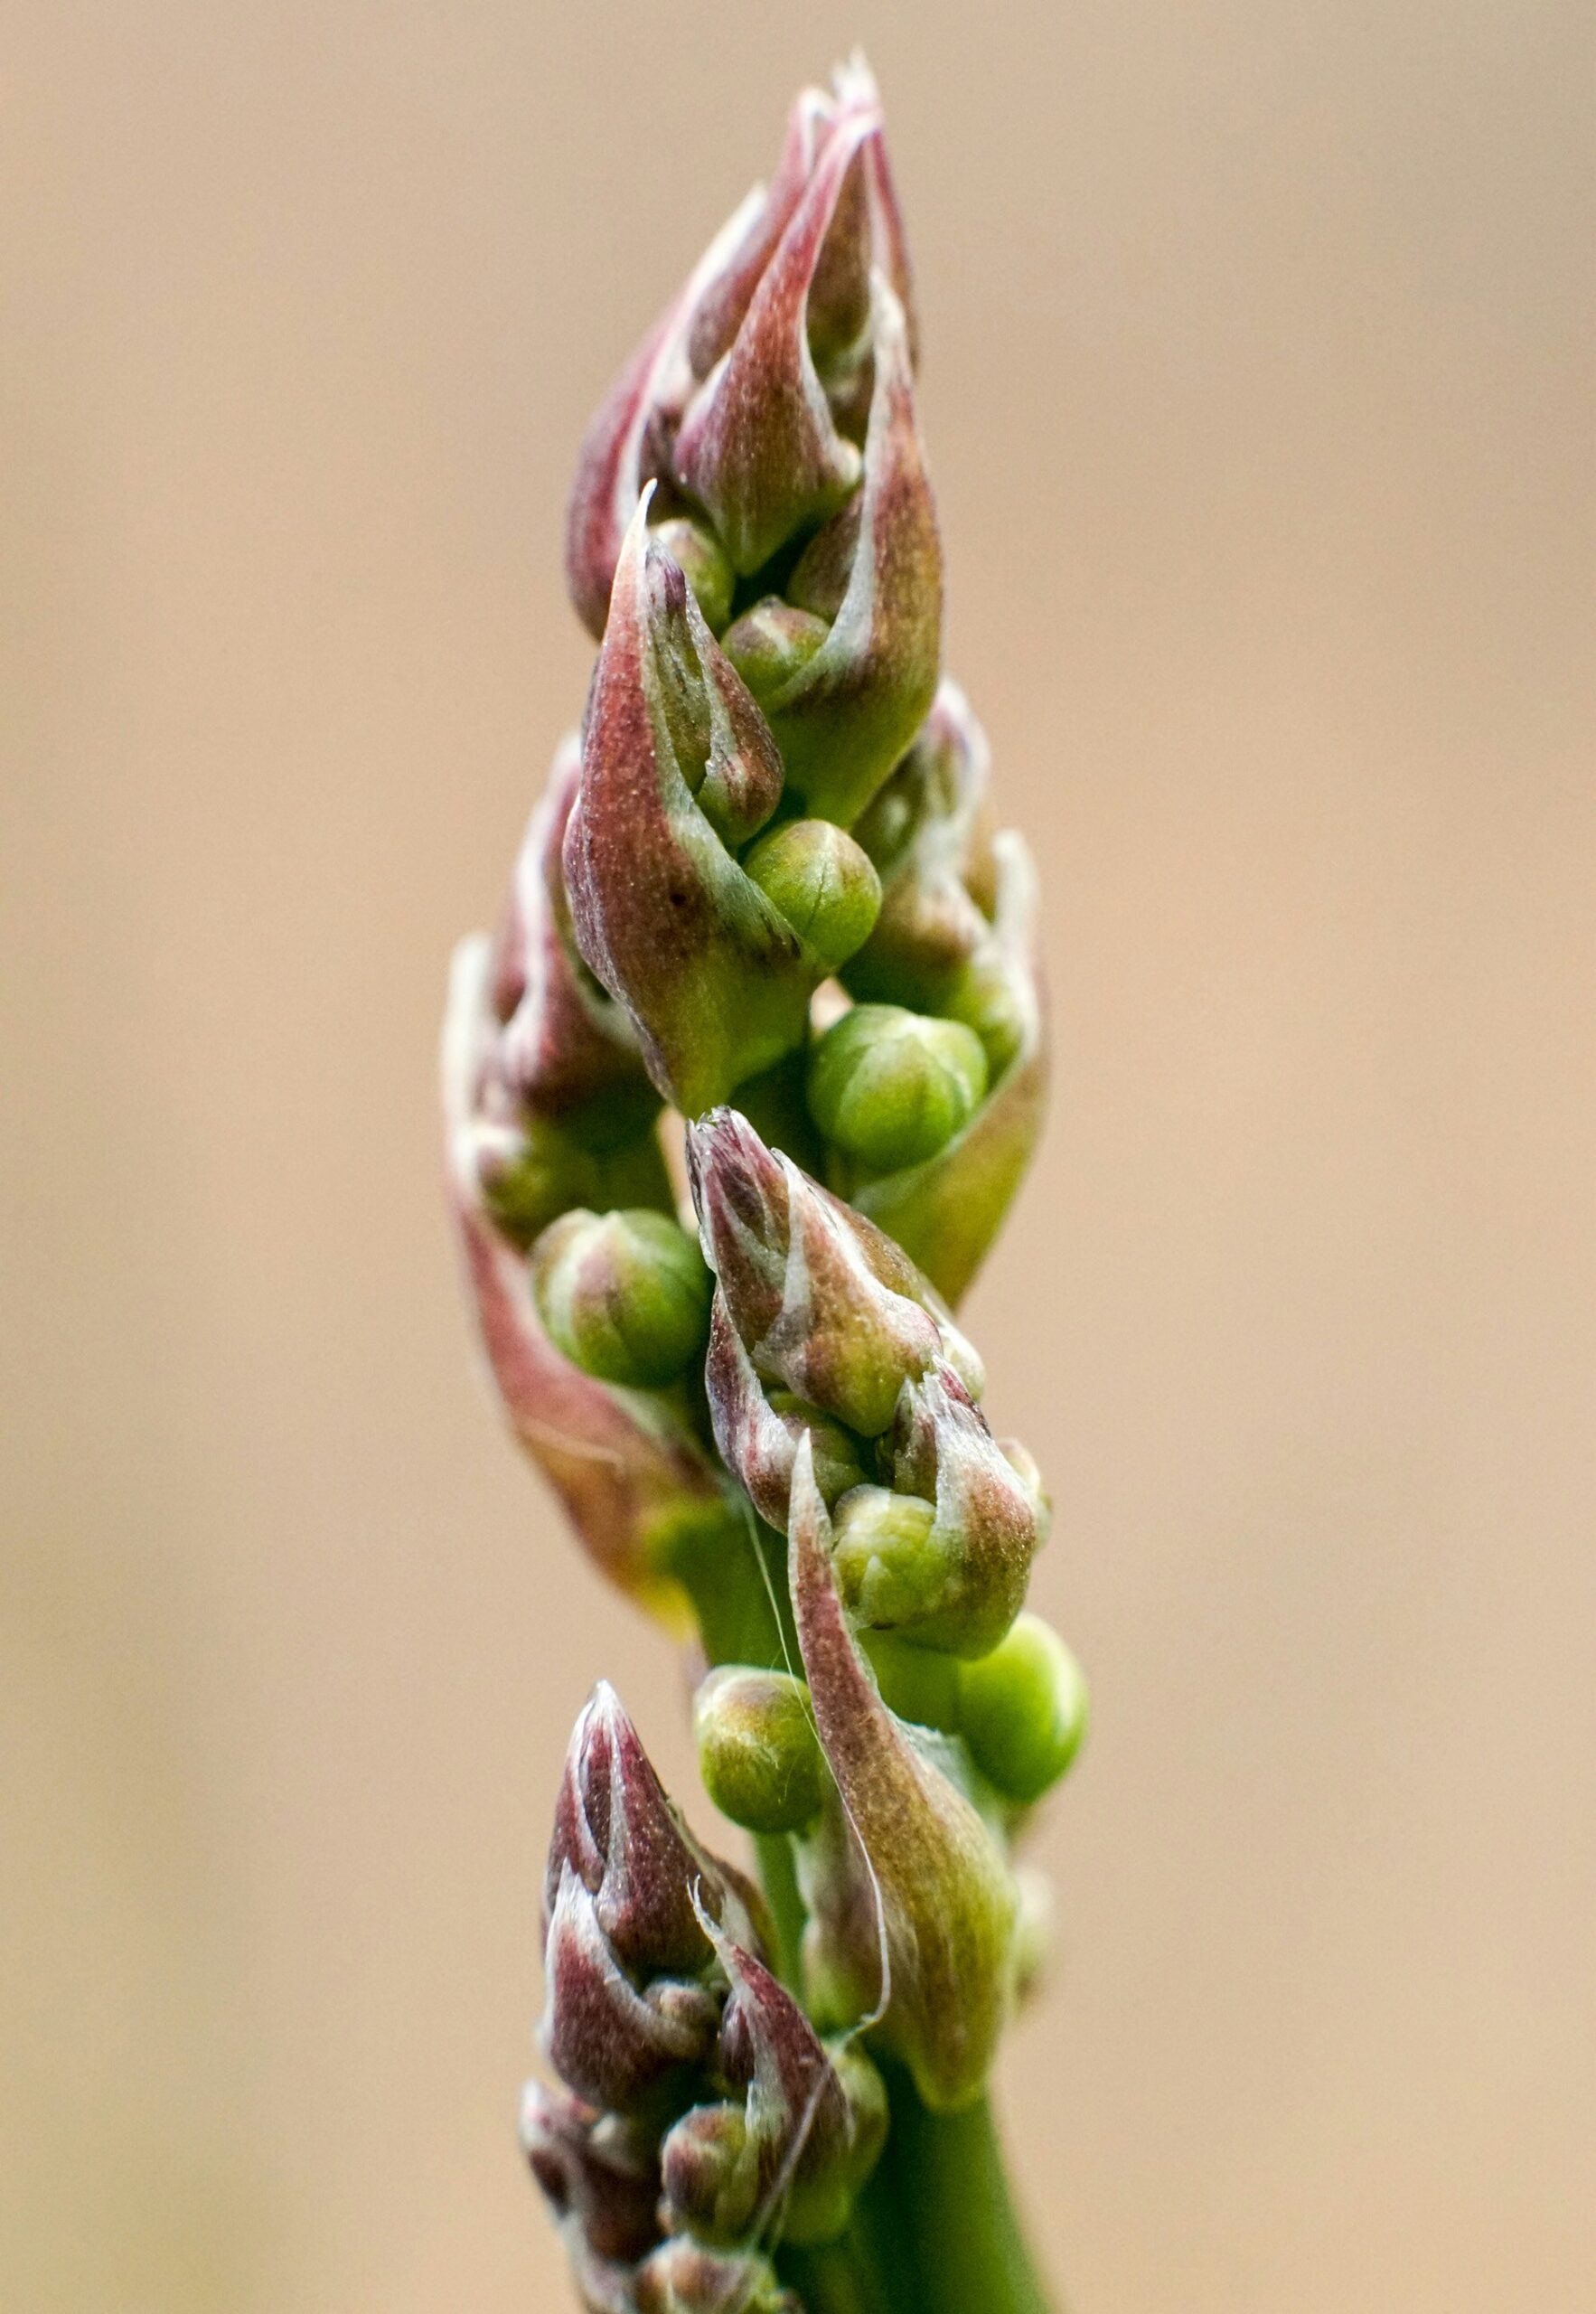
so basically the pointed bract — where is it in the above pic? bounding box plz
[521,2082,662,2269]
[787,1438,1019,2111]
[547,1682,766,1974]
[541,1865,721,2112]
[492,738,662,1142]
[756,280,942,829]
[673,109,871,575]
[701,1300,868,1533]
[687,1107,981,1439]
[564,505,832,1116]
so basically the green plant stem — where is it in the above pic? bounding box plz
[752,1829,807,1987]
[782,2229,897,2314]
[778,2066,1055,2314]
[877,2066,1055,2314]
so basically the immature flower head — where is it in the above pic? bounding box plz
[689,1110,1045,1654]
[661,1919,887,2249]
[540,1685,768,2116]
[452,58,1084,2309]
[566,58,917,631]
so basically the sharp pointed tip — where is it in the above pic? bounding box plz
[610,484,655,596]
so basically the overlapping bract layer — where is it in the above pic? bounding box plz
[530,1688,884,2309]
[840,682,1048,1302]
[567,57,918,634]
[558,57,944,1123]
[689,1107,1047,1659]
[444,752,737,1618]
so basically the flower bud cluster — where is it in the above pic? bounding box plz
[530,1686,885,2308]
[831,680,1047,1303]
[555,61,1043,1297]
[558,58,944,1124]
[689,1108,1047,1660]
[443,58,1091,2308]
[443,749,741,1619]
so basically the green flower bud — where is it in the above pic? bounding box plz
[851,832,1047,1308]
[939,945,1029,1077]
[532,1208,712,1388]
[830,1486,946,1632]
[957,1613,1089,1805]
[658,2101,759,2243]
[648,513,735,633]
[479,1115,671,1250]
[693,1667,828,1835]
[633,2239,796,2314]
[807,1004,989,1174]
[740,819,882,971]
[720,597,833,706]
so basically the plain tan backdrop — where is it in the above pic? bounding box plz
[4,3,1592,2309]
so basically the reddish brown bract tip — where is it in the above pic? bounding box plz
[564,59,919,640]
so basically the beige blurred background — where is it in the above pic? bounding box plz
[4,3,1593,2309]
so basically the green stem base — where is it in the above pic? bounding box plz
[679,1522,1055,2310]
[782,2065,1056,2314]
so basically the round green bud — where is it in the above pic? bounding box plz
[660,2102,759,2243]
[693,1667,828,1834]
[479,1117,668,1247]
[957,1613,1089,1804]
[741,820,882,971]
[829,1487,951,1633]
[806,1004,990,1174]
[720,596,831,706]
[531,1207,711,1388]
[941,949,1028,1077]
[650,513,735,633]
